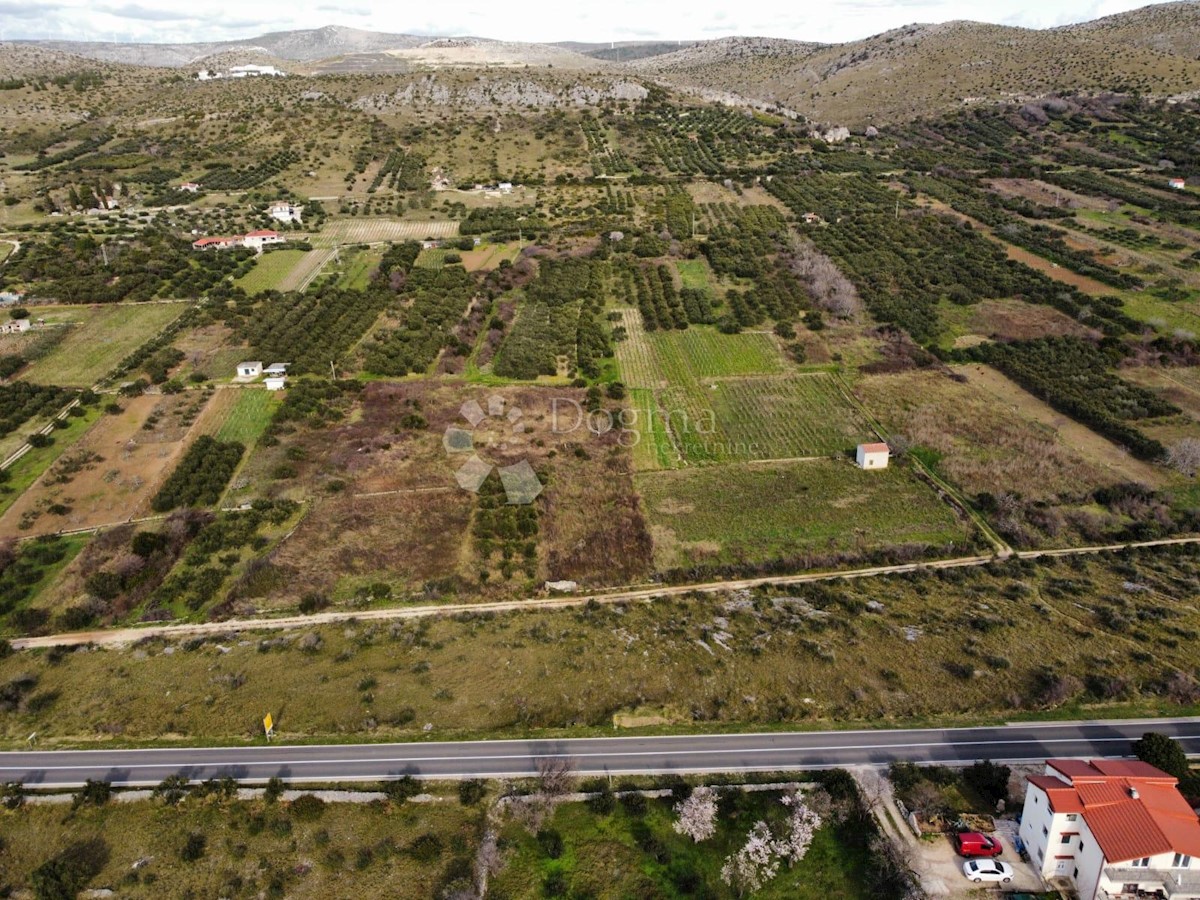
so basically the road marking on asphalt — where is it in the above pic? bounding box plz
[6,733,1195,773]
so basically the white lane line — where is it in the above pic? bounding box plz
[0,735,1162,772]
[3,719,1198,757]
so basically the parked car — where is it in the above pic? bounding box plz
[955,831,1004,858]
[962,859,1014,883]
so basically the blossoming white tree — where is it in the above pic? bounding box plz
[720,790,825,894]
[778,791,822,865]
[721,821,780,895]
[673,786,718,843]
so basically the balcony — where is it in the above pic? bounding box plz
[1102,867,1200,899]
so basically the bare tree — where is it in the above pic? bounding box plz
[1167,438,1200,477]
[786,236,863,319]
[535,756,577,796]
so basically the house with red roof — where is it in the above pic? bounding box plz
[1020,758,1200,900]
[191,235,240,251]
[241,230,284,251]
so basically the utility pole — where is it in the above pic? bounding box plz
[101,244,109,266]
[330,361,336,380]
[895,198,899,220]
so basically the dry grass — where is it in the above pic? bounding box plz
[2,549,1198,746]
[0,794,481,899]
[953,364,1168,487]
[856,368,1119,499]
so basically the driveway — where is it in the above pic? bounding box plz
[851,766,1047,898]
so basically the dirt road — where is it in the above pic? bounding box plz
[11,536,1200,650]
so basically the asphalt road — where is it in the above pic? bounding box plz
[3,718,1198,788]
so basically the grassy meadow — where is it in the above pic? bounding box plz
[637,458,971,572]
[23,304,186,387]
[233,249,308,295]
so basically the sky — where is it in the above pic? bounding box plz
[0,0,1165,45]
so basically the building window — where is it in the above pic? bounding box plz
[1131,858,1150,868]
[1061,835,1072,844]
[1043,826,1049,837]
[1038,848,1044,861]
[1073,867,1079,879]
[1066,814,1077,822]
[1174,854,1193,868]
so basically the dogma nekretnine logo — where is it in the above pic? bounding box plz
[442,395,543,505]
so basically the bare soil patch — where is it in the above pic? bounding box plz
[1001,243,1112,294]
[0,391,223,537]
[965,298,1101,342]
[986,178,1107,211]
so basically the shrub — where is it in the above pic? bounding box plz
[383,775,421,805]
[298,592,329,614]
[536,828,564,859]
[31,837,109,899]
[963,760,1011,809]
[289,793,325,821]
[179,831,207,862]
[458,779,486,806]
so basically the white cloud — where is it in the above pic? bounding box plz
[2,0,1164,45]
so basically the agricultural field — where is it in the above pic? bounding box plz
[459,241,521,271]
[23,304,186,388]
[333,247,383,290]
[952,364,1166,486]
[169,322,248,381]
[0,403,102,518]
[0,792,481,900]
[233,249,308,296]
[856,368,1124,499]
[616,311,869,466]
[637,458,971,574]
[204,388,281,446]
[0,391,221,537]
[314,219,459,245]
[414,248,446,270]
[275,248,336,293]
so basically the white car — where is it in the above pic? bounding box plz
[962,859,1014,883]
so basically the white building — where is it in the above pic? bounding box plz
[1020,758,1200,900]
[229,64,284,78]
[268,201,302,224]
[1169,178,1187,190]
[498,182,513,194]
[263,363,289,376]
[0,318,30,334]
[855,441,890,469]
[235,361,263,380]
[0,291,25,305]
[264,376,287,391]
[241,230,284,251]
[178,182,200,193]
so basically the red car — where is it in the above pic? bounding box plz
[954,832,1003,858]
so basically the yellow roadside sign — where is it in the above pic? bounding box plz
[263,713,273,734]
